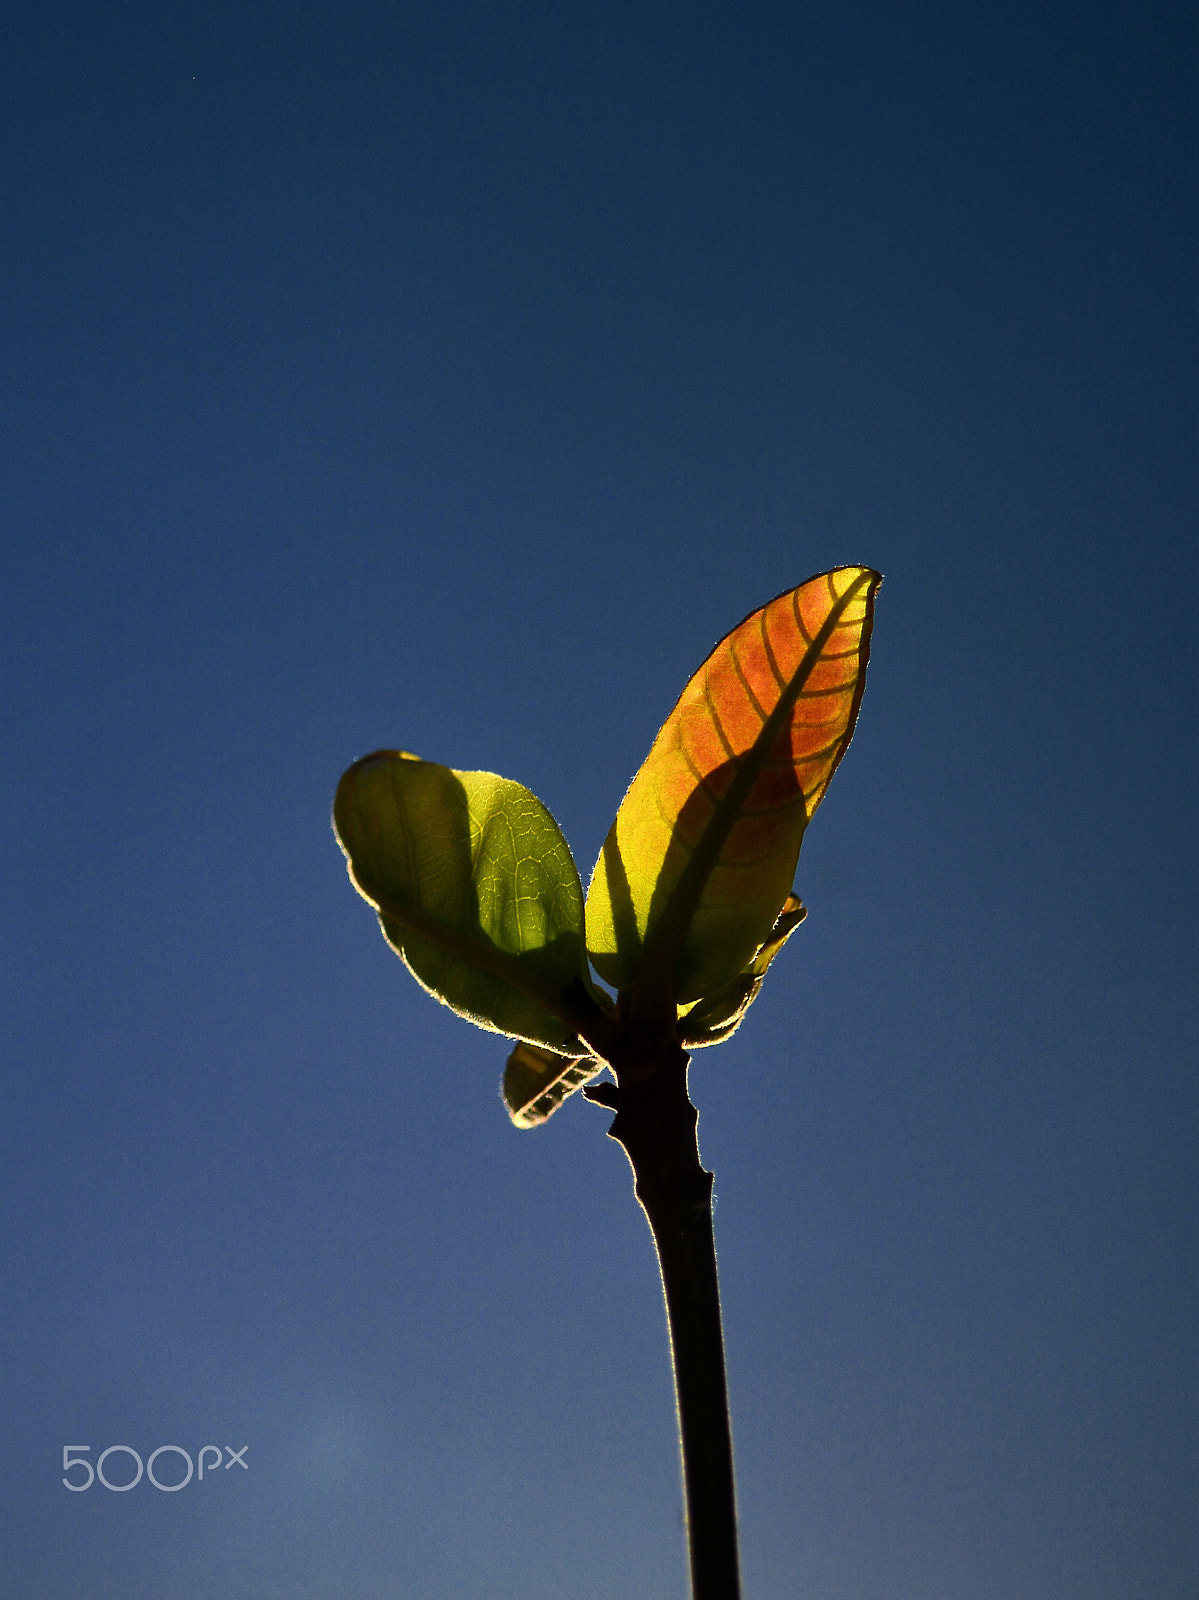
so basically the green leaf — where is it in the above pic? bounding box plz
[502,1040,604,1128]
[334,751,595,1051]
[678,895,806,1047]
[586,567,879,1005]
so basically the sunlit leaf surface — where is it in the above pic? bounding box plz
[586,567,879,1003]
[502,1040,603,1128]
[334,752,592,1051]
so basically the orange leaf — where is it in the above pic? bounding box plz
[585,567,880,1004]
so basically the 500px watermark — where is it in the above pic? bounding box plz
[61,1445,248,1491]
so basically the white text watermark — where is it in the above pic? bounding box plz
[62,1445,248,1491]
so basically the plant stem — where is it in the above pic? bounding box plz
[597,1046,741,1600]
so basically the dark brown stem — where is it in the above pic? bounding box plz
[596,1045,741,1600]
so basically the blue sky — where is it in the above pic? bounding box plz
[2,2,1195,1596]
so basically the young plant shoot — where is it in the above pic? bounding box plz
[334,566,880,1600]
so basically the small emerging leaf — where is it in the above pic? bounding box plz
[586,567,879,1004]
[502,1041,603,1128]
[679,895,806,1047]
[334,751,594,1051]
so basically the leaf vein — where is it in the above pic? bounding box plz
[729,647,770,723]
[701,678,738,761]
[757,608,788,691]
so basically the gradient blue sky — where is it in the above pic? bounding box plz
[2,2,1196,1596]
